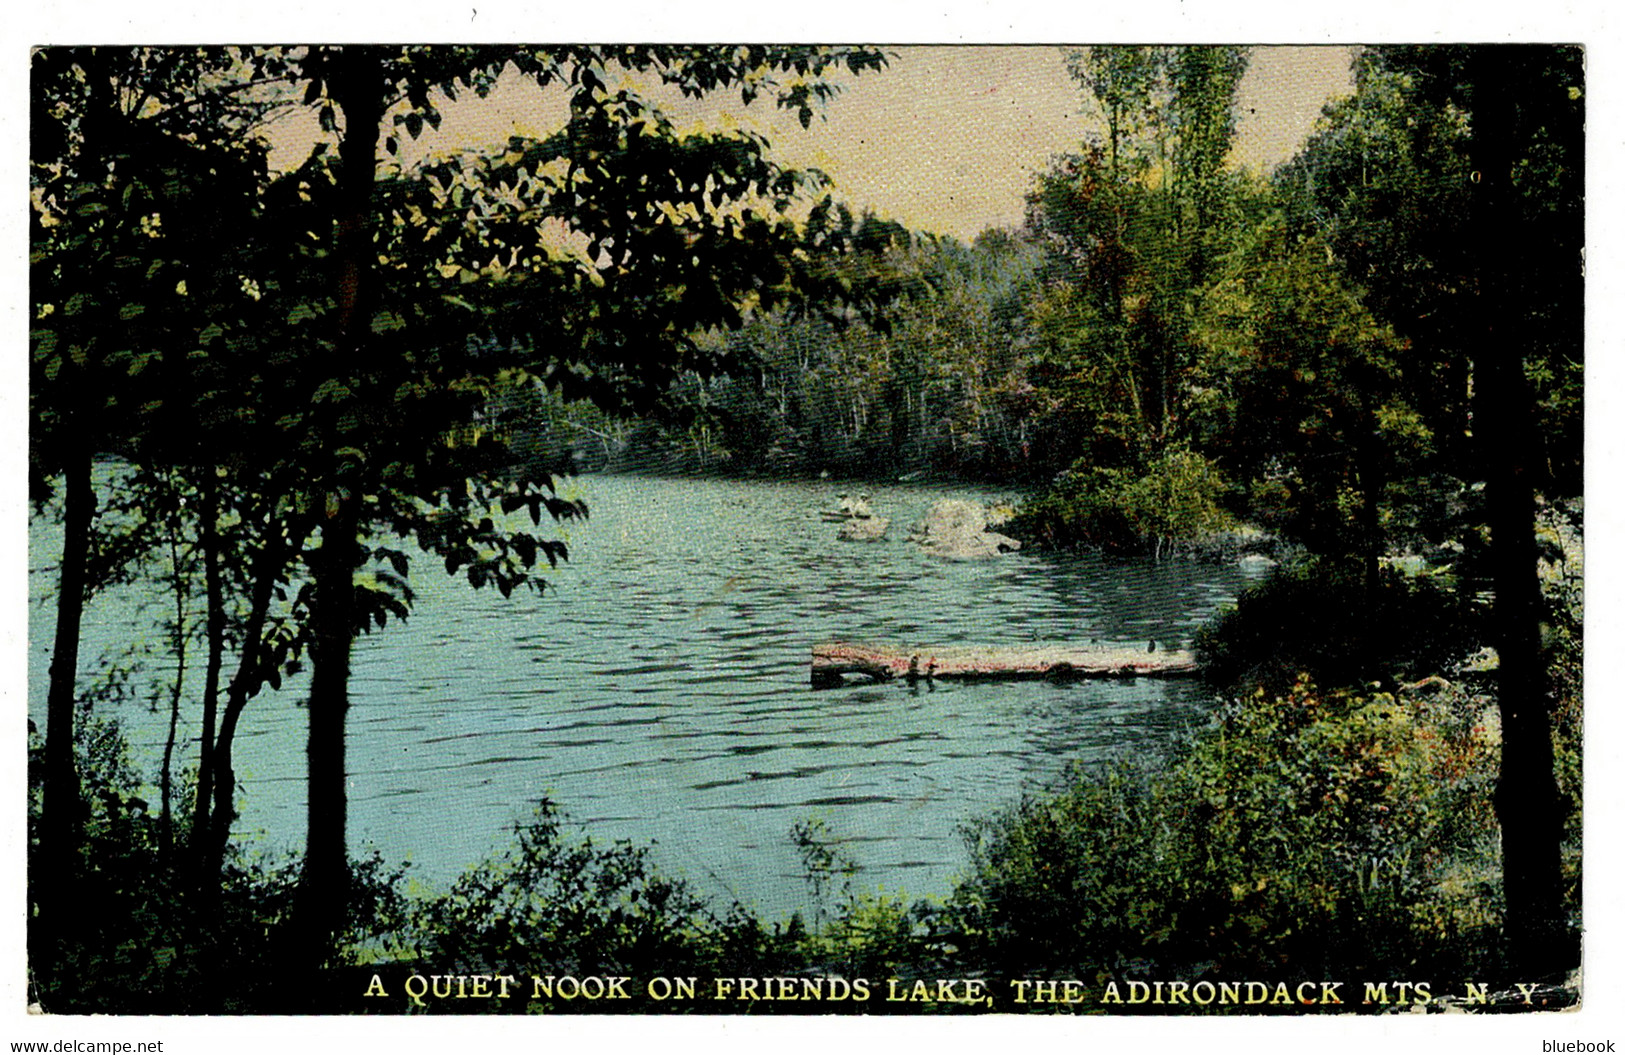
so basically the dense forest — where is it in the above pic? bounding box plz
[28,44,1582,1013]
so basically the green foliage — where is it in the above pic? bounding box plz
[1535,500,1583,847]
[944,678,1507,984]
[26,708,407,1014]
[1194,557,1482,694]
[1277,46,1583,494]
[31,649,1579,1012]
[787,817,936,978]
[1013,445,1234,555]
[379,804,935,1012]
[579,231,1044,480]
[1190,214,1424,562]
[404,800,716,988]
[1022,47,1252,475]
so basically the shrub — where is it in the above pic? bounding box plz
[941,678,1506,989]
[1194,556,1482,694]
[27,706,409,1014]
[403,800,719,997]
[1013,446,1235,555]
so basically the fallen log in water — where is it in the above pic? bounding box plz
[811,641,1200,688]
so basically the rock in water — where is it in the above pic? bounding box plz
[909,499,1021,560]
[838,516,890,542]
[1237,553,1278,573]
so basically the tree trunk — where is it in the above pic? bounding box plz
[188,476,225,880]
[159,511,189,864]
[297,497,359,956]
[1481,344,1569,974]
[295,44,384,961]
[34,47,120,984]
[206,503,299,878]
[34,446,94,974]
[1467,47,1571,976]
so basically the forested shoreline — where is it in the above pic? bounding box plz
[28,44,1582,1013]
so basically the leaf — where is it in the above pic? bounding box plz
[312,377,352,403]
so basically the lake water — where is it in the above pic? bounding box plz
[28,473,1257,919]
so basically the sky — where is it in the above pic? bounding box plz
[326,45,1356,244]
[740,45,1358,240]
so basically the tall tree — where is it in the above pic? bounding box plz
[1025,46,1250,475]
[29,45,284,969]
[1459,44,1581,976]
[30,44,901,976]
[262,45,900,955]
[1191,211,1424,589]
[1281,44,1583,972]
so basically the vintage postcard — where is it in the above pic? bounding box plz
[13,28,1610,1055]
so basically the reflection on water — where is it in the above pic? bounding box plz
[29,473,1251,918]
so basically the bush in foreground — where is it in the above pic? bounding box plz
[940,677,1509,991]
